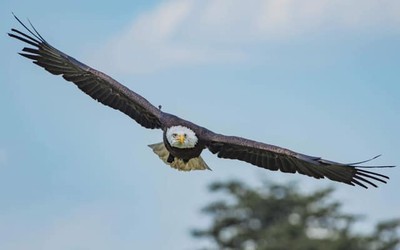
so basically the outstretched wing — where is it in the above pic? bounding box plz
[8,15,162,129]
[204,133,393,188]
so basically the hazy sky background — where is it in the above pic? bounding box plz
[1,1,400,249]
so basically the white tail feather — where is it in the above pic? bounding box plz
[148,142,211,171]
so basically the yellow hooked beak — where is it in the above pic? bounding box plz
[177,134,185,144]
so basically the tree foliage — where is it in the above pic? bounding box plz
[192,180,400,250]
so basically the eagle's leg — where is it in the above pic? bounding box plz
[167,154,175,163]
[148,142,212,171]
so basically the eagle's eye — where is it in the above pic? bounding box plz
[172,133,177,137]
[184,133,187,138]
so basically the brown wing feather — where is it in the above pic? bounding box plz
[9,15,162,129]
[205,133,393,188]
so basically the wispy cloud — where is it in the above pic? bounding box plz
[90,0,400,73]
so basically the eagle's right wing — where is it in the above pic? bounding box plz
[9,15,162,129]
[204,132,393,188]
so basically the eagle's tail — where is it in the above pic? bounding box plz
[148,142,211,171]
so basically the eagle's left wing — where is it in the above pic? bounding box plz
[204,132,393,188]
[8,15,163,129]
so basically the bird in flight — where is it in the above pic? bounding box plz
[8,14,394,188]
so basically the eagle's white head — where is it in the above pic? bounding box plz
[166,126,198,149]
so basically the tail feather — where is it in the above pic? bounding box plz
[148,142,211,171]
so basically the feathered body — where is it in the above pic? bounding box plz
[8,15,394,188]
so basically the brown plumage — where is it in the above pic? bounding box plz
[9,15,394,188]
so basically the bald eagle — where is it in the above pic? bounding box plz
[8,15,394,188]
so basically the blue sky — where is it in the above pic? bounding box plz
[1,1,400,249]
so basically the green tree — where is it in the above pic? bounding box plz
[192,180,400,250]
